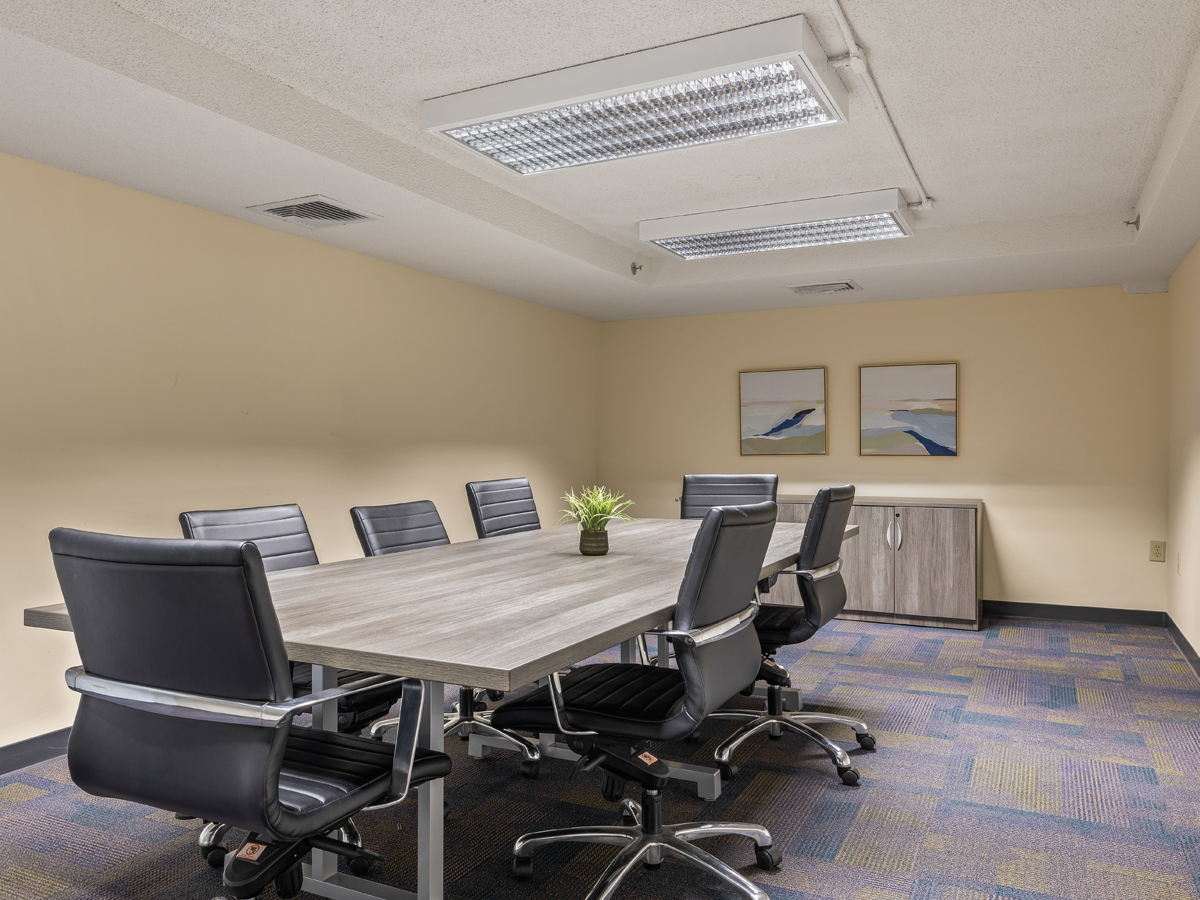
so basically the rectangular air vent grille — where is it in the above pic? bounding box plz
[788,281,861,294]
[247,195,381,228]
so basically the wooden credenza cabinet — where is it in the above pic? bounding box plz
[773,496,982,630]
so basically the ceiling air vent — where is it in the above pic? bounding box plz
[247,195,381,228]
[787,280,861,295]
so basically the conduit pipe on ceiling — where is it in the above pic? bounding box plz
[825,0,935,211]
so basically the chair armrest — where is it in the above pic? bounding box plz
[65,666,406,728]
[652,602,758,648]
[548,671,598,736]
[365,678,426,808]
[775,558,842,582]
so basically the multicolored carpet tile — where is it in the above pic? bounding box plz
[2,616,1199,899]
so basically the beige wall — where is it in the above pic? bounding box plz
[1168,239,1200,650]
[598,288,1170,613]
[0,151,600,746]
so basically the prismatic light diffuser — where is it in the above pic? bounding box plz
[422,16,847,175]
[640,190,914,259]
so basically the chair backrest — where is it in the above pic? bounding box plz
[350,500,451,557]
[795,485,855,631]
[465,478,541,538]
[179,503,318,571]
[49,527,293,830]
[680,474,778,519]
[673,501,777,723]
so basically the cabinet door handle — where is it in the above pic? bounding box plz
[885,522,893,549]
[895,519,903,550]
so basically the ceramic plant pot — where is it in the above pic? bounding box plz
[579,530,609,556]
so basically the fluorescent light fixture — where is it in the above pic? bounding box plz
[640,189,913,260]
[423,16,846,175]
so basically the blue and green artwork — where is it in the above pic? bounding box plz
[860,363,957,456]
[740,368,826,455]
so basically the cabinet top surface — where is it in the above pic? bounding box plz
[779,495,982,509]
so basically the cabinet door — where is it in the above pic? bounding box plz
[894,507,976,620]
[763,503,810,606]
[840,505,895,613]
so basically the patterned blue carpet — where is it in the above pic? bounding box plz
[2,616,1200,899]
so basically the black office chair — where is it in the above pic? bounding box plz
[491,501,783,900]
[350,501,541,777]
[711,485,875,786]
[465,477,541,538]
[179,503,401,734]
[679,473,778,519]
[49,527,451,900]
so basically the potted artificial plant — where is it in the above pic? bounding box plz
[560,486,636,556]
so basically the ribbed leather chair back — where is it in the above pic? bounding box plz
[680,474,779,519]
[350,500,451,557]
[796,485,855,632]
[465,478,541,538]
[674,501,777,722]
[179,504,318,571]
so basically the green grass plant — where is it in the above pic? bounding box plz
[559,486,636,532]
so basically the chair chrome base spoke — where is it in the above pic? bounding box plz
[512,788,774,900]
[713,679,873,785]
[446,716,540,762]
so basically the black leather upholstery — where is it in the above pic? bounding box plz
[465,478,541,538]
[680,474,779,520]
[49,527,451,846]
[179,504,319,571]
[350,500,450,557]
[178,504,398,731]
[492,501,776,744]
[755,485,855,654]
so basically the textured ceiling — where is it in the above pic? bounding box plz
[3,0,1200,319]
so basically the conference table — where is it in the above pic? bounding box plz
[25,515,856,900]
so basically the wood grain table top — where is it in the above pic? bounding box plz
[25,518,856,690]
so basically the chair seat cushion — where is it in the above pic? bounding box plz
[279,728,451,815]
[754,604,816,652]
[490,664,691,742]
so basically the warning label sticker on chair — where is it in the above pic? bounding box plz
[638,751,659,765]
[236,842,268,862]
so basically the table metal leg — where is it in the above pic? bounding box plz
[310,665,339,881]
[656,635,670,667]
[418,680,444,900]
[620,638,636,664]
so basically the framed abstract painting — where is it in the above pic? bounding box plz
[739,367,827,455]
[860,363,958,456]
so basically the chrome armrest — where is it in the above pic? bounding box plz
[776,558,842,582]
[366,678,426,808]
[652,602,758,648]
[65,666,406,728]
[548,671,597,737]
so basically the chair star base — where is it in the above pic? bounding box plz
[711,683,874,786]
[510,788,778,900]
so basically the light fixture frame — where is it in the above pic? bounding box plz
[422,16,848,175]
[639,189,914,259]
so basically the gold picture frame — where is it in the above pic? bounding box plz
[739,367,827,456]
[859,362,958,456]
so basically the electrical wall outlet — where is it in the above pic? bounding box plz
[1150,540,1167,562]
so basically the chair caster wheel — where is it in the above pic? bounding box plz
[520,760,540,779]
[512,856,534,879]
[349,856,372,877]
[621,810,639,827]
[768,732,782,741]
[203,846,226,868]
[755,844,783,870]
[838,766,860,786]
[486,690,505,701]
[857,733,876,750]
[684,732,701,742]
[718,762,738,781]
[274,862,304,898]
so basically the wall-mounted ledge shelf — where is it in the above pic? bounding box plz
[774,495,982,631]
